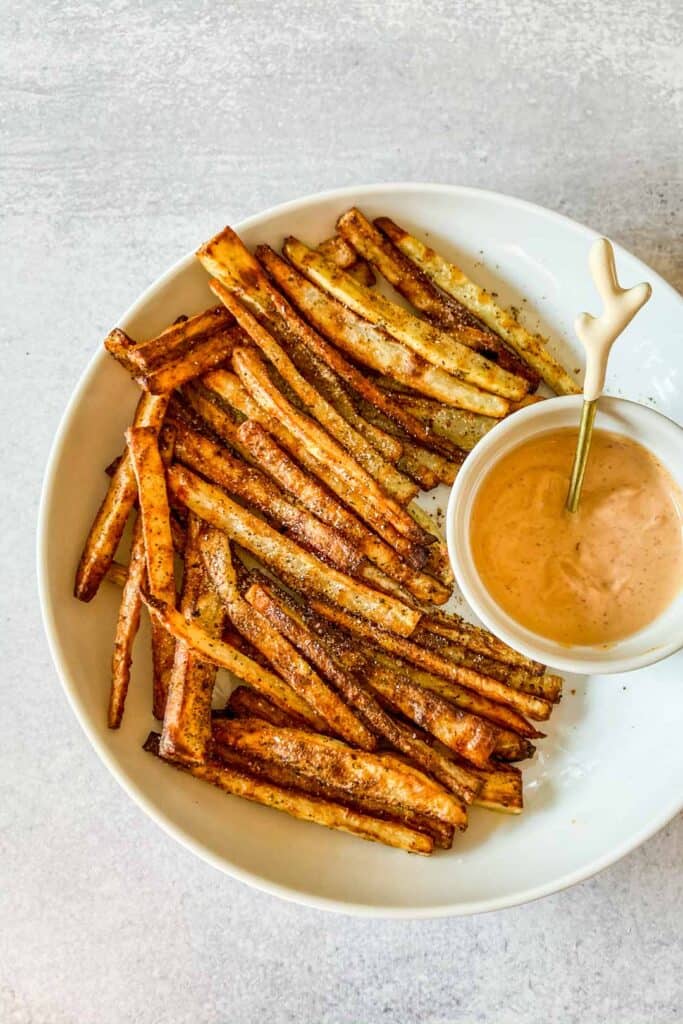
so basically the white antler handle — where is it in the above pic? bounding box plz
[576,238,651,402]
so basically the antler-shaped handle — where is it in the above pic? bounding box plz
[576,238,652,402]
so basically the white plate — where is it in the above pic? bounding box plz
[38,184,683,917]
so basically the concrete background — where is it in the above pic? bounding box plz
[2,1,681,1021]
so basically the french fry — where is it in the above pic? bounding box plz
[309,600,552,722]
[141,591,326,729]
[214,740,454,849]
[106,560,130,588]
[126,425,177,718]
[338,207,539,386]
[470,763,523,813]
[126,307,232,373]
[261,246,509,418]
[493,730,537,762]
[138,325,241,394]
[417,634,562,703]
[417,611,546,674]
[406,502,453,587]
[144,732,432,854]
[108,515,146,728]
[199,527,375,749]
[354,398,460,487]
[317,233,360,268]
[167,464,422,637]
[256,245,468,458]
[244,577,478,804]
[369,653,542,740]
[282,236,528,401]
[234,418,449,604]
[384,391,498,450]
[159,515,224,764]
[212,718,465,830]
[376,217,581,396]
[74,391,169,602]
[363,665,497,769]
[232,347,431,561]
[211,281,418,504]
[171,416,364,575]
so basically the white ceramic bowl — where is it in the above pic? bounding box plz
[38,183,683,917]
[447,395,683,675]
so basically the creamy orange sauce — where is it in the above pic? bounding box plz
[471,428,683,645]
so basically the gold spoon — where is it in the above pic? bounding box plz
[566,238,652,512]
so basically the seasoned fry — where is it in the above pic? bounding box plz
[257,245,468,457]
[261,247,509,418]
[363,665,497,769]
[104,328,138,373]
[212,718,465,829]
[171,416,364,575]
[108,515,146,728]
[214,741,454,849]
[282,236,528,400]
[141,591,326,729]
[470,763,523,813]
[406,502,453,587]
[376,217,581,396]
[211,280,417,503]
[309,600,552,721]
[493,730,537,762]
[138,324,241,394]
[144,732,431,853]
[167,464,422,637]
[199,527,375,749]
[356,400,459,486]
[369,653,542,740]
[338,207,539,385]
[126,306,232,373]
[231,347,432,558]
[159,515,224,764]
[234,418,449,604]
[74,391,169,602]
[106,560,130,588]
[244,577,478,804]
[126,425,177,718]
[417,634,562,703]
[417,611,546,673]
[385,391,498,450]
[317,233,360,268]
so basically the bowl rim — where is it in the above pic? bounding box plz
[37,182,683,918]
[446,394,683,676]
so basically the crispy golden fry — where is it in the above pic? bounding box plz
[377,217,581,396]
[257,245,467,457]
[383,391,498,450]
[74,392,169,602]
[234,418,449,605]
[145,732,431,853]
[282,236,528,400]
[104,328,138,373]
[370,653,542,740]
[226,685,311,730]
[470,763,523,813]
[261,247,508,418]
[417,634,562,703]
[126,425,177,718]
[231,347,432,560]
[108,516,146,728]
[127,306,232,372]
[159,515,224,764]
[141,591,326,729]
[214,739,453,849]
[364,665,497,769]
[212,717,465,829]
[339,208,539,386]
[244,578,477,804]
[317,233,359,268]
[417,611,546,674]
[211,280,418,503]
[200,528,374,749]
[310,600,551,721]
[138,325,241,394]
[167,464,421,637]
[172,417,363,575]
[356,400,459,487]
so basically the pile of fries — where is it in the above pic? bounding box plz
[75,209,577,855]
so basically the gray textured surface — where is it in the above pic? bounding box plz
[3,0,682,1021]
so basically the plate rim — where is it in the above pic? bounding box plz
[37,181,683,918]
